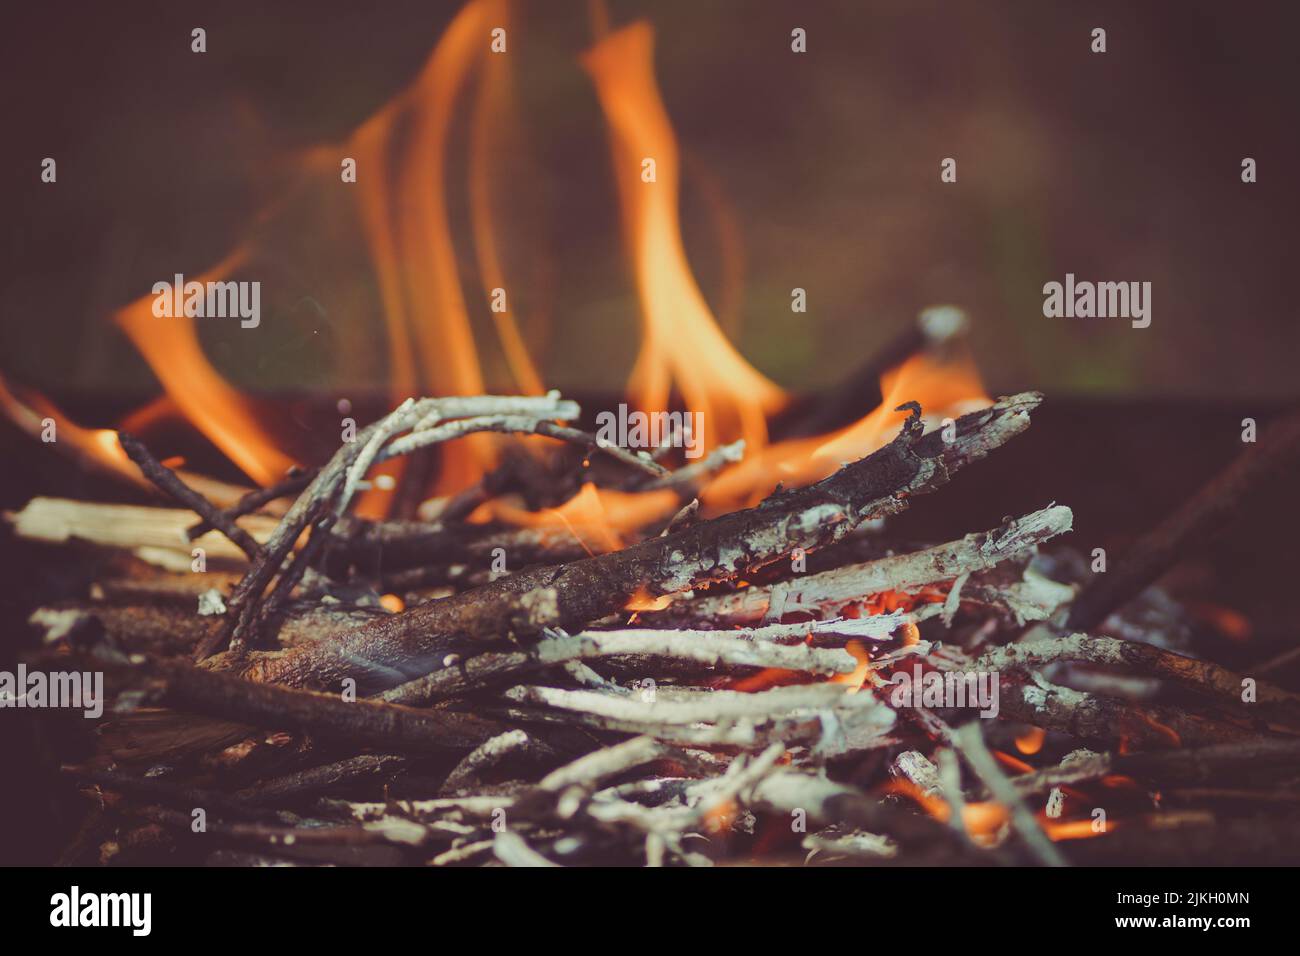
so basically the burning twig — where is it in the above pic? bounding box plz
[212,394,582,659]
[232,392,1043,691]
[996,672,1259,747]
[532,421,667,477]
[634,438,746,495]
[665,504,1072,625]
[949,719,1068,867]
[778,306,971,439]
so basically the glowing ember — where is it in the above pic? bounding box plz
[624,586,674,613]
[886,779,1009,841]
[994,750,1036,775]
[827,640,873,692]
[1015,727,1047,755]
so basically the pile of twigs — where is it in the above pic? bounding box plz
[15,390,1300,866]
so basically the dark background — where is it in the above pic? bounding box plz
[2,0,1298,400]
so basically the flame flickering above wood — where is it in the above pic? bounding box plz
[4,0,1300,876]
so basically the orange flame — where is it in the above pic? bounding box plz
[11,2,992,538]
[828,640,872,691]
[1044,818,1117,841]
[886,779,1009,840]
[581,23,786,456]
[0,374,146,490]
[625,585,674,613]
[994,750,1036,774]
[351,0,527,496]
[1014,727,1047,756]
[113,248,296,486]
[704,350,989,508]
[469,3,545,398]
[479,482,677,556]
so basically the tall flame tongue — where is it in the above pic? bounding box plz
[77,3,987,526]
[349,0,499,497]
[581,23,786,453]
[469,5,545,399]
[113,248,296,486]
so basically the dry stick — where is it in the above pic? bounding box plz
[370,412,616,468]
[1008,749,1112,796]
[61,766,283,822]
[186,467,316,540]
[493,830,560,867]
[633,439,746,495]
[213,396,581,660]
[1010,739,1300,796]
[1066,405,1300,631]
[951,720,1068,867]
[254,511,338,638]
[331,517,592,580]
[502,681,863,726]
[117,432,263,561]
[744,770,984,856]
[934,748,972,842]
[665,503,1072,625]
[117,660,506,753]
[532,421,667,477]
[441,730,532,794]
[380,621,865,706]
[71,756,407,818]
[234,754,407,806]
[5,497,280,565]
[137,805,433,852]
[213,400,431,658]
[975,627,1300,724]
[996,673,1259,748]
[578,744,786,840]
[538,735,688,793]
[236,392,1043,692]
